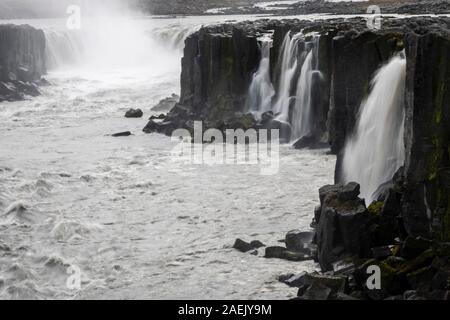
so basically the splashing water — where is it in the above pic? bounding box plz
[342,53,406,204]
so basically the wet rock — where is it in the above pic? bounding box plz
[261,111,274,123]
[259,118,292,143]
[232,238,265,253]
[407,266,435,290]
[279,272,308,288]
[316,183,371,271]
[431,270,450,290]
[400,236,432,260]
[250,240,265,249]
[264,246,286,259]
[333,292,358,300]
[150,114,166,120]
[151,94,179,112]
[112,131,132,137]
[404,290,426,300]
[294,272,348,300]
[371,246,393,260]
[264,246,313,262]
[293,135,329,150]
[318,184,343,204]
[285,230,315,252]
[338,182,360,201]
[298,282,332,300]
[125,108,143,118]
[332,260,356,276]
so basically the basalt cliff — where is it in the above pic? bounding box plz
[145,16,450,299]
[0,24,46,102]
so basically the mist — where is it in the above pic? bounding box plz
[0,0,139,19]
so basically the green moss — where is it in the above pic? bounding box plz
[396,38,404,50]
[368,201,384,216]
[434,110,442,124]
[397,249,436,275]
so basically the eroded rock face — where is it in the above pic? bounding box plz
[0,24,46,82]
[403,29,450,241]
[0,24,46,102]
[316,183,372,271]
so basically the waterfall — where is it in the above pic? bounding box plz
[342,53,406,204]
[43,20,196,71]
[44,29,85,69]
[272,31,303,121]
[245,33,275,115]
[245,30,321,142]
[291,36,321,139]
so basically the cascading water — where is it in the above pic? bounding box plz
[291,35,320,139]
[245,33,275,115]
[43,19,194,71]
[342,53,406,204]
[245,30,321,141]
[272,31,303,121]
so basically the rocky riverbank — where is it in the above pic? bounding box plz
[144,15,450,299]
[0,24,47,102]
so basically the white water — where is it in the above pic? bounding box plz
[342,54,406,204]
[273,31,302,121]
[246,33,275,115]
[0,15,335,300]
[291,35,320,139]
[247,30,321,140]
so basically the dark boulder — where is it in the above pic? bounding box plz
[285,230,315,253]
[264,246,313,262]
[338,182,360,201]
[260,118,292,143]
[293,272,348,300]
[400,236,432,260]
[125,108,143,118]
[112,131,132,137]
[232,238,265,253]
[315,183,372,271]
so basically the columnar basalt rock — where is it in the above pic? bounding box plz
[403,27,450,241]
[0,24,46,102]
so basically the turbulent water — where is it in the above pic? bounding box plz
[0,15,335,300]
[342,53,406,204]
